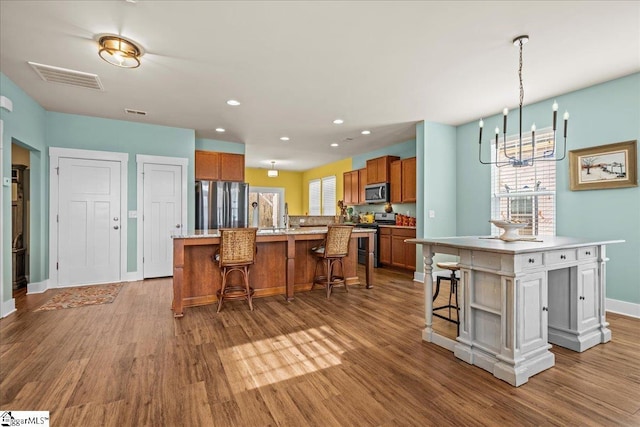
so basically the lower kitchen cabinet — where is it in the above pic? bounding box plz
[379,226,416,270]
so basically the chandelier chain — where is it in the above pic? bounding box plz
[518,39,524,110]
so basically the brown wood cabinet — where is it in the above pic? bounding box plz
[343,170,360,205]
[195,150,245,181]
[390,157,417,203]
[358,168,367,204]
[379,226,416,270]
[379,227,391,265]
[366,155,399,184]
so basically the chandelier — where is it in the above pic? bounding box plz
[478,35,569,167]
[267,161,279,177]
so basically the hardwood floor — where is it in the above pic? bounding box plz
[1,267,639,426]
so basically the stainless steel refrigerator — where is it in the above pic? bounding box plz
[195,181,249,229]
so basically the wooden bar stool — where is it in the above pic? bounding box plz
[311,225,353,298]
[433,261,460,334]
[214,228,258,312]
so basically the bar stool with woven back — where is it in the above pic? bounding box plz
[214,228,258,312]
[311,224,354,298]
[433,261,460,334]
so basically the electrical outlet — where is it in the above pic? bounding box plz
[429,210,435,218]
[3,177,10,186]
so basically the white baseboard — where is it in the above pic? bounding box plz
[606,298,640,318]
[414,272,425,283]
[27,280,49,294]
[1,298,16,318]
[122,271,143,282]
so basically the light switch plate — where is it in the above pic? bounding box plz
[3,177,10,186]
[428,210,435,218]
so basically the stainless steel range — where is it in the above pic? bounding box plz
[357,213,396,267]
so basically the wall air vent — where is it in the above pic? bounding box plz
[28,62,104,90]
[124,108,147,116]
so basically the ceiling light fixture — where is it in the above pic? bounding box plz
[280,136,290,141]
[267,161,279,177]
[361,130,371,135]
[478,35,568,167]
[331,143,339,147]
[215,128,225,132]
[227,99,241,106]
[98,35,142,68]
[333,119,344,124]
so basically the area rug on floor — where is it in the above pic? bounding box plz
[35,283,124,311]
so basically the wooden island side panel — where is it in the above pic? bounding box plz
[172,230,372,316]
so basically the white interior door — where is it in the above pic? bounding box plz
[143,163,182,278]
[58,157,121,286]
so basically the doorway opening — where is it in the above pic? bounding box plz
[11,143,31,298]
[249,187,285,228]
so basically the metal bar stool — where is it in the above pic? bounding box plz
[433,261,460,334]
[311,225,353,298]
[214,228,258,312]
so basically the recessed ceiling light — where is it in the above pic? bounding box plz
[333,119,344,124]
[215,128,225,132]
[226,99,241,106]
[280,136,290,141]
[361,130,371,135]
[331,143,339,147]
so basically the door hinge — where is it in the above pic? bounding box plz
[56,262,59,270]
[57,214,59,223]
[143,257,144,263]
[56,167,59,175]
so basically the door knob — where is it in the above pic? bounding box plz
[113,217,119,221]
[113,225,119,230]
[176,224,181,228]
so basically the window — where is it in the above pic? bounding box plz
[249,187,285,228]
[309,175,336,215]
[491,129,556,236]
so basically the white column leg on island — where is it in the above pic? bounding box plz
[597,245,612,344]
[421,245,435,343]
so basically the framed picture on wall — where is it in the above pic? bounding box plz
[569,140,638,191]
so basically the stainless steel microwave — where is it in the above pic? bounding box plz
[364,182,390,204]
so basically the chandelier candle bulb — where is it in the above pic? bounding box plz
[564,111,570,138]
[479,119,484,144]
[503,108,508,134]
[552,101,558,130]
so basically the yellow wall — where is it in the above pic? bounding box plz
[301,158,352,215]
[245,168,305,215]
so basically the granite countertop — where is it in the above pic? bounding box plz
[173,227,376,239]
[378,224,417,229]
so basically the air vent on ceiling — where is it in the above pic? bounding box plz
[125,108,147,116]
[28,62,104,90]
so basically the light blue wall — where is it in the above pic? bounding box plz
[196,138,245,154]
[456,73,640,304]
[1,73,47,305]
[416,121,457,273]
[46,112,196,272]
[352,139,416,169]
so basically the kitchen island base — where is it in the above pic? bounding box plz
[408,236,621,387]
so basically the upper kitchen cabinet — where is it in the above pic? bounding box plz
[195,150,245,181]
[366,155,399,184]
[390,157,416,203]
[343,170,360,205]
[358,168,367,204]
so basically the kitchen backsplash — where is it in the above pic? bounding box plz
[289,215,337,227]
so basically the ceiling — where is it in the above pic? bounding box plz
[1,1,638,171]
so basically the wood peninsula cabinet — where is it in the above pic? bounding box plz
[195,150,245,181]
[390,157,417,203]
[343,168,367,205]
[379,226,416,270]
[366,155,399,184]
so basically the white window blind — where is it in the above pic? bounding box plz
[322,176,336,215]
[491,129,556,236]
[309,179,321,215]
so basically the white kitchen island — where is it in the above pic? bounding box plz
[406,236,622,387]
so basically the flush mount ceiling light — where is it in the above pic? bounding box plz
[267,161,279,177]
[478,35,568,167]
[227,99,241,106]
[98,35,143,68]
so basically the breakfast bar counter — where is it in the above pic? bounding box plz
[172,227,375,317]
